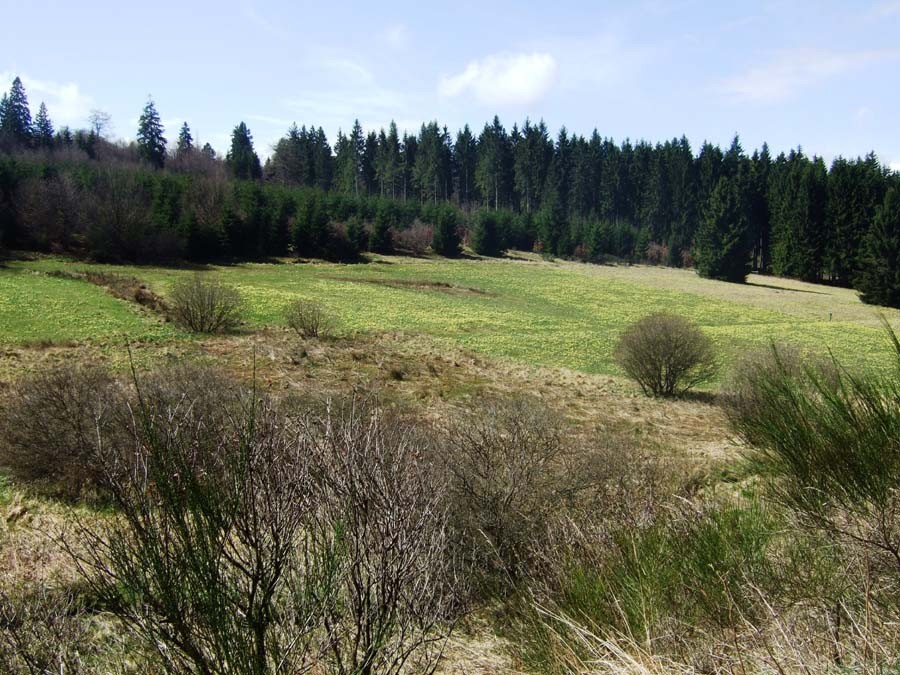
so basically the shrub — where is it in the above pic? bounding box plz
[169,274,243,333]
[645,241,669,266]
[0,364,119,499]
[393,221,433,255]
[284,299,334,338]
[727,325,900,575]
[71,386,454,673]
[441,396,610,589]
[615,313,717,397]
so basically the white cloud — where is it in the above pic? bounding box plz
[438,52,559,106]
[719,48,900,103]
[890,162,900,173]
[0,71,94,128]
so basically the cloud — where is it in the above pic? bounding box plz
[0,71,94,128]
[719,48,900,103]
[438,52,559,106]
[891,162,900,173]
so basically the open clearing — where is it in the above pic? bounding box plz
[2,253,898,379]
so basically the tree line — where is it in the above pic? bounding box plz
[1,76,898,307]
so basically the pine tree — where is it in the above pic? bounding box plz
[137,97,167,168]
[226,122,262,180]
[201,143,217,160]
[176,122,194,156]
[857,186,900,308]
[1,77,33,145]
[694,174,752,282]
[33,102,54,147]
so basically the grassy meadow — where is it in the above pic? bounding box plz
[3,253,898,379]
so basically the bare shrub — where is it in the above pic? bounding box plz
[63,379,455,673]
[645,241,669,266]
[0,364,119,499]
[284,298,334,338]
[441,395,610,588]
[615,313,717,397]
[722,343,839,444]
[170,274,243,333]
[681,248,695,268]
[296,399,456,673]
[393,221,434,255]
[0,588,98,673]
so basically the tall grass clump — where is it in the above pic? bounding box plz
[170,274,243,333]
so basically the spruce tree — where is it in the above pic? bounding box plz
[226,122,262,180]
[137,97,167,168]
[694,174,752,282]
[431,206,461,257]
[176,122,194,156]
[33,102,54,147]
[472,210,505,257]
[857,186,900,308]
[201,143,217,160]
[1,77,33,145]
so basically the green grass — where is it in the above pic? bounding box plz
[5,256,899,378]
[0,265,178,345]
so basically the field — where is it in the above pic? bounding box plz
[2,253,898,379]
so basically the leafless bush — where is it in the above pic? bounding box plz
[681,248,695,268]
[645,241,670,266]
[170,274,243,332]
[55,375,455,673]
[441,396,611,587]
[296,399,456,673]
[615,313,717,397]
[393,221,434,255]
[284,299,334,338]
[721,343,839,443]
[0,364,120,499]
[0,588,97,673]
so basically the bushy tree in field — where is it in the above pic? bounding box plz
[226,121,262,180]
[136,97,166,168]
[857,186,900,308]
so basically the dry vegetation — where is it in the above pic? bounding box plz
[1,258,899,673]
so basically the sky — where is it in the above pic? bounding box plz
[2,0,899,169]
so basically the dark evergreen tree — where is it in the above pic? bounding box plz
[201,142,216,160]
[472,210,505,256]
[136,97,167,168]
[694,174,752,282]
[857,185,900,308]
[431,205,461,256]
[176,122,194,156]
[32,102,54,147]
[1,77,33,146]
[226,122,262,180]
[454,124,477,206]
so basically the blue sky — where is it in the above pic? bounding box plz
[2,0,899,168]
